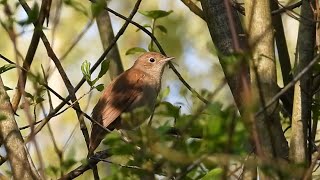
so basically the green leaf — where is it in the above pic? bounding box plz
[0,64,15,74]
[95,84,104,92]
[35,96,45,103]
[202,168,223,180]
[156,25,167,34]
[81,60,92,86]
[125,47,147,55]
[98,60,110,79]
[111,143,135,155]
[25,91,34,99]
[139,10,173,19]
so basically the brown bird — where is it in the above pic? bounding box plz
[88,52,174,154]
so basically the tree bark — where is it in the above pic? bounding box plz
[244,0,289,160]
[290,0,315,167]
[0,76,40,180]
[96,1,124,79]
[200,0,250,111]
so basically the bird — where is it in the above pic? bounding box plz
[88,52,174,154]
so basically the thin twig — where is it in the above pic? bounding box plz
[58,150,111,180]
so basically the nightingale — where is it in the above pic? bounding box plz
[88,52,174,154]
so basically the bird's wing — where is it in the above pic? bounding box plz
[89,69,145,153]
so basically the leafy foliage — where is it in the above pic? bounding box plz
[125,47,147,55]
[139,10,173,20]
[81,59,110,91]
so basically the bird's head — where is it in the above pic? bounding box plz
[133,52,174,76]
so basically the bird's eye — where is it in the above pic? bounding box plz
[149,58,155,63]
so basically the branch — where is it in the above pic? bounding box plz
[59,150,111,180]
[180,0,205,20]
[11,0,50,112]
[231,1,303,16]
[30,0,143,138]
[0,76,40,179]
[96,3,124,79]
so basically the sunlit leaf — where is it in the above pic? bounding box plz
[81,60,92,86]
[95,84,104,92]
[202,168,223,180]
[125,47,147,55]
[139,10,173,19]
[98,60,110,78]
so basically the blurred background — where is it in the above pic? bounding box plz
[0,0,300,178]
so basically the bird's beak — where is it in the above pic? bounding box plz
[162,57,175,62]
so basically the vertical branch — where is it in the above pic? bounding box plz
[290,0,316,167]
[200,0,249,111]
[245,0,289,164]
[95,0,124,79]
[0,76,40,180]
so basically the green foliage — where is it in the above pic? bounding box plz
[139,10,173,20]
[81,59,110,91]
[201,168,223,179]
[99,99,248,179]
[128,9,173,53]
[156,25,167,34]
[125,47,147,55]
[81,60,91,85]
[98,60,110,79]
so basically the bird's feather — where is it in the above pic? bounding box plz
[88,69,146,153]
